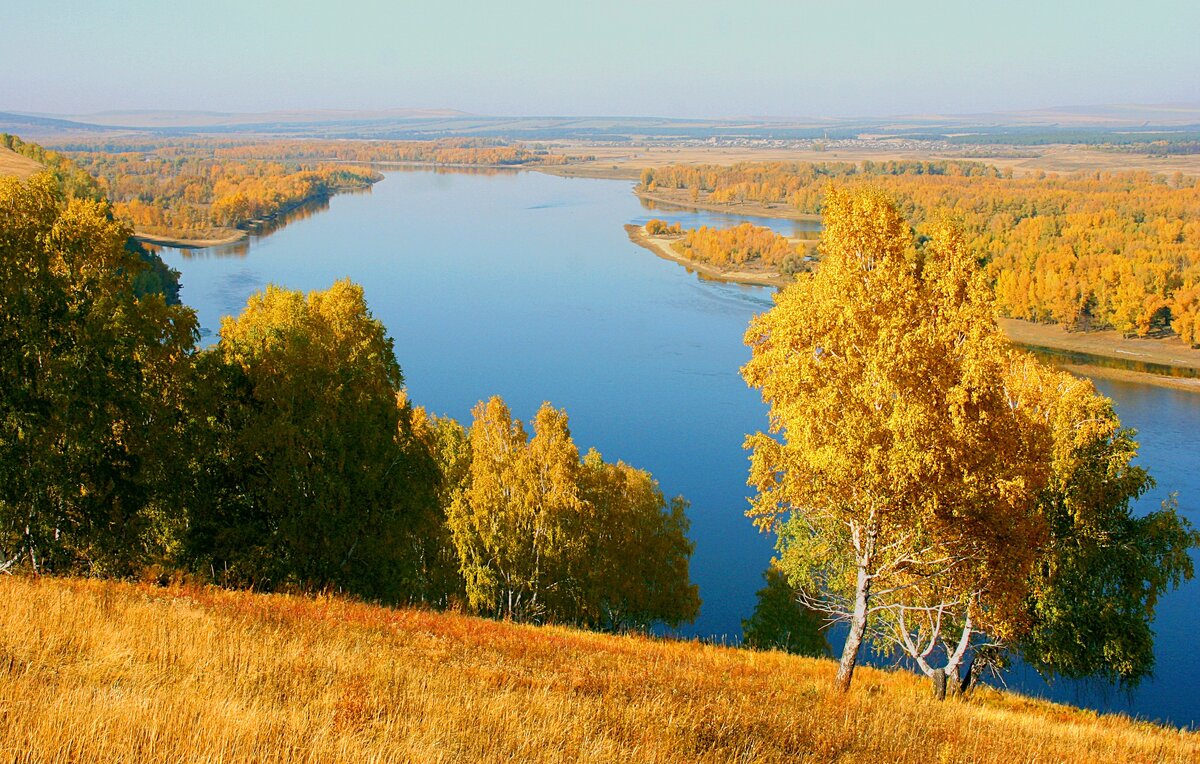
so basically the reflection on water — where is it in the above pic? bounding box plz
[146,190,373,260]
[373,163,522,177]
[1026,344,1199,379]
[160,169,1199,728]
[638,195,822,238]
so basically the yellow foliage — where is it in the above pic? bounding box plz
[671,222,800,270]
[642,161,1200,340]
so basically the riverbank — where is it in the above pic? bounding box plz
[134,229,247,248]
[132,180,379,249]
[627,223,1200,389]
[625,224,791,288]
[636,187,823,223]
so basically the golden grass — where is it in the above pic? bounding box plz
[0,148,43,180]
[0,576,1194,763]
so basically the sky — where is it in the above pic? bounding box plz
[3,0,1198,119]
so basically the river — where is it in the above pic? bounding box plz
[156,168,1199,728]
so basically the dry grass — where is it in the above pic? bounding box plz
[0,148,43,180]
[0,576,1194,763]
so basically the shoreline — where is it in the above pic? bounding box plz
[624,224,791,288]
[132,180,378,249]
[625,222,1200,391]
[636,187,823,223]
[134,229,247,248]
[1050,362,1200,393]
[996,318,1200,374]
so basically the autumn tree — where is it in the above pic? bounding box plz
[0,173,196,574]
[446,398,583,620]
[446,397,698,628]
[745,186,1197,696]
[742,188,1044,693]
[183,280,441,602]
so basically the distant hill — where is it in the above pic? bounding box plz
[0,111,113,138]
[5,103,1200,144]
[55,107,474,128]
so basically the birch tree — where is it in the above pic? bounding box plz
[743,188,1042,693]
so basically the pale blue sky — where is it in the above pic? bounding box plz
[3,0,1197,118]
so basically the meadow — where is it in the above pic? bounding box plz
[1,576,1195,763]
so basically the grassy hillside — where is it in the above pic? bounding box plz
[0,146,43,179]
[0,577,1194,762]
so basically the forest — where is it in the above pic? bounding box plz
[0,168,699,634]
[16,136,575,241]
[640,160,1200,344]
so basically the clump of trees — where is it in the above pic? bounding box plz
[742,186,1197,696]
[0,171,698,633]
[643,160,1200,343]
[644,218,683,236]
[440,397,699,629]
[670,222,804,273]
[2,134,181,301]
[0,173,196,575]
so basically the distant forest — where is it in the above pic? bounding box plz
[641,160,1200,344]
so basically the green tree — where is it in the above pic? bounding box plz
[576,450,700,631]
[183,280,440,602]
[742,567,828,657]
[0,173,196,574]
[1007,355,1197,690]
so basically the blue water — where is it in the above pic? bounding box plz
[158,169,1199,728]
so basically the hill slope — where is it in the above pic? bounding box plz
[0,145,43,179]
[0,577,1193,763]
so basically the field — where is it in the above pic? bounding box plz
[0,576,1195,763]
[541,142,1200,180]
[0,146,42,180]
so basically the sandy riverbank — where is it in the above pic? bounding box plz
[1050,363,1200,393]
[625,224,791,288]
[636,187,823,223]
[997,318,1200,373]
[134,229,248,248]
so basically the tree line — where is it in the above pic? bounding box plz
[37,136,585,241]
[641,160,1200,344]
[0,170,698,632]
[61,150,381,239]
